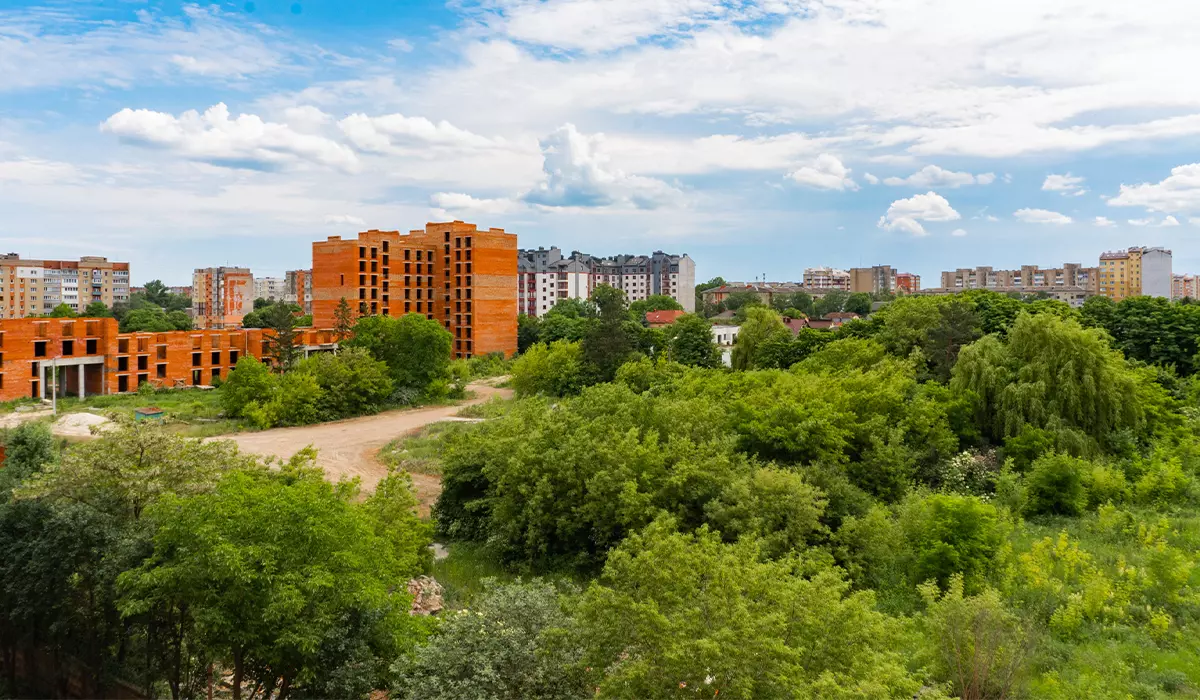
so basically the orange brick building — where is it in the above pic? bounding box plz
[0,317,339,403]
[312,221,517,358]
[192,267,254,329]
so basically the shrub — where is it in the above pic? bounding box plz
[221,356,277,418]
[901,493,1004,591]
[510,340,585,397]
[1025,453,1089,516]
[343,313,452,395]
[264,371,323,427]
[1133,454,1193,508]
[298,348,394,420]
[1085,463,1129,508]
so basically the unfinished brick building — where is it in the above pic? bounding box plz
[312,221,518,358]
[0,317,339,403]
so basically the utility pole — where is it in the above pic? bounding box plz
[51,356,58,416]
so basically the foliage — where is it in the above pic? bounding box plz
[84,300,112,317]
[665,312,720,367]
[297,347,394,420]
[754,326,834,369]
[575,521,927,699]
[517,313,542,353]
[121,307,193,332]
[814,289,851,318]
[730,306,787,369]
[1025,453,1089,517]
[510,340,585,397]
[630,293,683,319]
[260,302,301,370]
[334,297,355,339]
[221,355,277,419]
[0,422,58,498]
[345,313,453,396]
[901,493,1004,591]
[581,284,637,382]
[845,291,872,316]
[242,299,303,330]
[393,580,588,700]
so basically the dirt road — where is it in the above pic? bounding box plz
[217,381,511,508]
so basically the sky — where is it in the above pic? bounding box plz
[3,0,1200,287]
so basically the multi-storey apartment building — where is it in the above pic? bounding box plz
[0,255,131,318]
[254,276,287,301]
[919,285,1092,308]
[940,263,1099,293]
[803,266,851,291]
[285,269,313,314]
[895,272,921,294]
[0,316,339,402]
[192,267,254,329]
[1099,247,1172,301]
[312,221,518,358]
[1172,274,1198,300]
[517,247,696,316]
[849,266,896,295]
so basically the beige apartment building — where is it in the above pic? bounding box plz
[192,267,254,329]
[940,262,1099,293]
[1100,247,1172,301]
[847,265,921,295]
[803,266,851,291]
[1173,274,1198,300]
[0,255,131,319]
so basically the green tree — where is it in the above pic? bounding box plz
[393,580,587,700]
[48,302,77,317]
[962,289,1023,335]
[119,462,429,700]
[121,307,176,332]
[517,313,542,353]
[166,309,192,330]
[901,493,1004,591]
[262,302,301,371]
[582,284,636,382]
[1024,452,1089,516]
[814,289,851,318]
[630,294,684,320]
[345,313,453,395]
[922,297,982,382]
[845,291,872,316]
[0,422,58,499]
[576,521,924,699]
[297,347,394,420]
[334,296,355,339]
[719,289,763,312]
[695,276,726,316]
[1079,294,1117,331]
[83,300,112,317]
[510,339,585,397]
[666,313,720,367]
[731,306,787,369]
[221,356,277,419]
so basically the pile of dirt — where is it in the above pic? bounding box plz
[53,412,113,437]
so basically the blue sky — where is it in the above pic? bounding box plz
[3,0,1200,286]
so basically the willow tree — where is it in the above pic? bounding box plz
[731,306,787,370]
[951,312,1166,451]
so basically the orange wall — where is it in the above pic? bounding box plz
[0,318,341,403]
[311,221,517,357]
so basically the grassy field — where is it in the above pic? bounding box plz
[53,388,241,437]
[378,420,477,476]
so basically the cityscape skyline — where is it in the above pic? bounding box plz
[3,1,1200,287]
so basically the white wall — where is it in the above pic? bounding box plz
[1142,249,1173,299]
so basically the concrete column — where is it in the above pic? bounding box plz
[78,363,85,399]
[38,362,45,400]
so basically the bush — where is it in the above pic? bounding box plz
[1132,453,1194,508]
[344,314,453,396]
[221,356,277,418]
[298,348,394,420]
[1085,463,1129,508]
[264,371,323,427]
[1025,453,1089,517]
[901,492,1004,591]
[510,340,585,397]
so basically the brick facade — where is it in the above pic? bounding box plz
[311,221,517,358]
[0,317,339,403]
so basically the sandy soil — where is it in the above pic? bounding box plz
[216,380,511,511]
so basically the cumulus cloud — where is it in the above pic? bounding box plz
[951,228,967,237]
[1093,216,1116,227]
[877,192,960,237]
[1128,215,1179,227]
[338,113,504,153]
[522,124,684,209]
[1109,163,1200,214]
[430,192,519,215]
[102,103,358,172]
[863,172,879,185]
[882,165,994,188]
[787,154,858,191]
[1042,173,1087,196]
[1014,208,1073,225]
[0,157,82,184]
[323,214,365,226]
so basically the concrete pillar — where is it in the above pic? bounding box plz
[78,364,85,399]
[38,362,45,400]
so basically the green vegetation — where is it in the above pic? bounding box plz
[8,287,1200,699]
[112,280,192,331]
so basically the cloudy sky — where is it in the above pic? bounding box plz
[3,0,1200,286]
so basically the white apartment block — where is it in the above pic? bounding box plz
[1141,247,1173,299]
[803,266,851,291]
[0,254,130,318]
[254,276,287,301]
[518,247,696,316]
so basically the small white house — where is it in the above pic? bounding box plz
[711,324,740,346]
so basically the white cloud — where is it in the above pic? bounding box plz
[1042,173,1087,196]
[1128,217,1153,227]
[1163,215,1181,227]
[430,192,520,217]
[1093,216,1116,227]
[1014,208,1073,225]
[877,192,960,237]
[102,103,359,172]
[786,154,858,191]
[387,38,414,52]
[338,113,506,153]
[323,214,365,226]
[882,165,993,188]
[523,124,684,209]
[1128,215,1179,227]
[951,228,967,237]
[1109,163,1200,214]
[864,172,879,185]
[0,157,82,184]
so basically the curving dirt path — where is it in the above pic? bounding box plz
[216,380,511,509]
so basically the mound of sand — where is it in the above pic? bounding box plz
[53,412,113,437]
